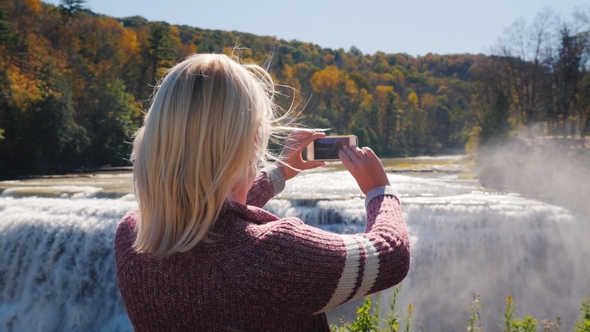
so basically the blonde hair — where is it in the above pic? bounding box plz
[131,54,280,257]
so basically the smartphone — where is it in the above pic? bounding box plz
[306,135,358,161]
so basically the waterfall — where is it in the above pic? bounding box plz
[1,171,588,331]
[0,194,136,332]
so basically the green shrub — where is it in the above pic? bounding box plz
[574,296,590,332]
[330,284,413,332]
[334,288,590,332]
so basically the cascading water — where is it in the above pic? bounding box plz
[0,193,136,331]
[0,161,588,331]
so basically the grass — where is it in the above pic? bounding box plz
[331,285,590,332]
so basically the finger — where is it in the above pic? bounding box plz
[362,147,380,162]
[309,131,326,141]
[313,132,326,138]
[339,148,353,166]
[353,146,366,159]
[341,145,361,164]
[291,130,313,140]
[293,130,319,140]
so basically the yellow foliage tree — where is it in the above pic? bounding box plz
[359,88,373,111]
[310,65,340,96]
[344,78,359,98]
[408,92,419,109]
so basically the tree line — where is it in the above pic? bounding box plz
[0,0,588,177]
[471,9,590,148]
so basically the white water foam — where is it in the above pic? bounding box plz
[276,170,480,200]
[264,198,367,234]
[0,196,137,332]
[1,186,103,198]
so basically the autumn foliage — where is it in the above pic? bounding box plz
[0,0,588,177]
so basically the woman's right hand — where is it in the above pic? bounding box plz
[339,146,390,195]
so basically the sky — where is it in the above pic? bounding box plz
[42,0,588,56]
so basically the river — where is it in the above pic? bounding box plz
[0,156,588,331]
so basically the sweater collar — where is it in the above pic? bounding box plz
[220,200,280,225]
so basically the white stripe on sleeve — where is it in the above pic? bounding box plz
[352,236,380,300]
[315,235,361,313]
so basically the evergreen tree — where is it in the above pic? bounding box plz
[59,0,88,16]
[30,68,89,170]
[87,79,137,166]
[147,21,177,85]
[479,89,510,145]
[0,5,12,45]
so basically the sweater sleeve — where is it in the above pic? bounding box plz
[246,166,285,208]
[237,193,410,316]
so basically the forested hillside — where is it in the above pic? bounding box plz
[0,0,588,177]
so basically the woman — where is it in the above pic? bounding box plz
[114,54,410,331]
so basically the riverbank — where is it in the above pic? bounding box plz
[0,166,134,182]
[382,155,474,175]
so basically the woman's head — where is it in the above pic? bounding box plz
[132,54,278,257]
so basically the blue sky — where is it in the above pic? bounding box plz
[43,0,587,56]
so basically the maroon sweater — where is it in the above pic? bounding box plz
[114,169,410,331]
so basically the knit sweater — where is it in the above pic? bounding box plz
[114,167,410,332]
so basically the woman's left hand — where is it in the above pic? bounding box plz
[277,131,326,181]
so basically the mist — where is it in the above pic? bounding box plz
[478,137,590,218]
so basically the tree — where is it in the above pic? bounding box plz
[547,26,585,138]
[472,57,512,146]
[404,105,428,155]
[578,74,590,147]
[30,87,88,168]
[0,4,12,45]
[59,0,87,17]
[136,21,178,96]
[375,86,402,155]
[572,7,590,146]
[496,10,554,134]
[83,79,137,166]
[310,65,341,96]
[0,6,11,143]
[4,66,89,172]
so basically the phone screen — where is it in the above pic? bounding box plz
[314,137,350,160]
